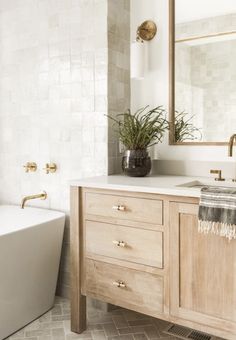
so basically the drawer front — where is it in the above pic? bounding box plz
[85,259,164,316]
[86,220,163,268]
[85,192,163,225]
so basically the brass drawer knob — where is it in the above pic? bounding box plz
[112,205,126,211]
[112,240,126,247]
[112,281,126,288]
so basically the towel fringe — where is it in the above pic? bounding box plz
[198,220,236,241]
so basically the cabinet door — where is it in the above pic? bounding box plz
[170,202,236,335]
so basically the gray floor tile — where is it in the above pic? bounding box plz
[112,316,129,329]
[5,297,224,340]
[92,330,108,340]
[142,325,160,339]
[87,325,104,332]
[103,323,119,337]
[133,334,148,340]
[128,320,153,327]
[118,327,145,335]
[107,336,134,340]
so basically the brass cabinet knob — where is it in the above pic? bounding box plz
[112,205,126,211]
[112,281,126,288]
[112,240,126,247]
[43,163,57,174]
[23,162,37,173]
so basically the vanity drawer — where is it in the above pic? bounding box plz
[85,192,163,225]
[84,259,164,316]
[86,220,163,268]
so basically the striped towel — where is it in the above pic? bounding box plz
[198,186,236,241]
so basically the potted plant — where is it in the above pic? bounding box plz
[108,106,169,177]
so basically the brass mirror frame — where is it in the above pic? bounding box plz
[169,0,227,146]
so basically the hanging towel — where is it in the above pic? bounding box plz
[198,186,236,241]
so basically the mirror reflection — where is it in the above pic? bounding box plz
[174,0,236,143]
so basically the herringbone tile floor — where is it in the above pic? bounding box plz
[6,297,222,340]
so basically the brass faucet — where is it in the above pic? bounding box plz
[210,169,225,181]
[228,134,236,157]
[21,191,47,209]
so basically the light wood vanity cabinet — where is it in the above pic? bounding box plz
[85,220,163,268]
[170,202,236,338]
[71,186,236,340]
[85,191,163,225]
[84,259,164,316]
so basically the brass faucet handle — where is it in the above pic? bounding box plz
[43,163,57,174]
[210,169,225,181]
[23,162,37,173]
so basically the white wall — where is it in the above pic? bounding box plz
[0,0,109,209]
[0,0,130,298]
[176,0,236,23]
[0,0,109,297]
[131,0,233,163]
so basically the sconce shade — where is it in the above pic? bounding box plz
[131,41,145,80]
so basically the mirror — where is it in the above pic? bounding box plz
[169,0,236,145]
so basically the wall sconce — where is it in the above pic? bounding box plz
[131,20,157,80]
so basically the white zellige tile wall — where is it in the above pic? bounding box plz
[176,13,236,142]
[0,0,130,297]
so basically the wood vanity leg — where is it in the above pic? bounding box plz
[70,186,87,333]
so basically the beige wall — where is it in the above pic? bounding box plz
[108,0,130,174]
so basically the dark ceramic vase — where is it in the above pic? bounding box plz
[122,149,151,177]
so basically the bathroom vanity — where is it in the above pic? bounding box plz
[70,175,236,340]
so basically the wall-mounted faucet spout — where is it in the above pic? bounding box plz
[228,134,236,157]
[21,191,47,209]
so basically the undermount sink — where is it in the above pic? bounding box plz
[176,180,236,189]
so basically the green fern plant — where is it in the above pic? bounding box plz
[175,110,202,142]
[107,106,169,150]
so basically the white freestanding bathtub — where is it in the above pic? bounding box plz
[0,205,65,340]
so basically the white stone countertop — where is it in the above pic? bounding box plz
[70,174,236,198]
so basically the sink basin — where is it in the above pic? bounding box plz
[176,180,236,189]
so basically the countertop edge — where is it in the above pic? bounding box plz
[70,175,202,198]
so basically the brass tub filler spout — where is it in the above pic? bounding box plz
[21,191,47,209]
